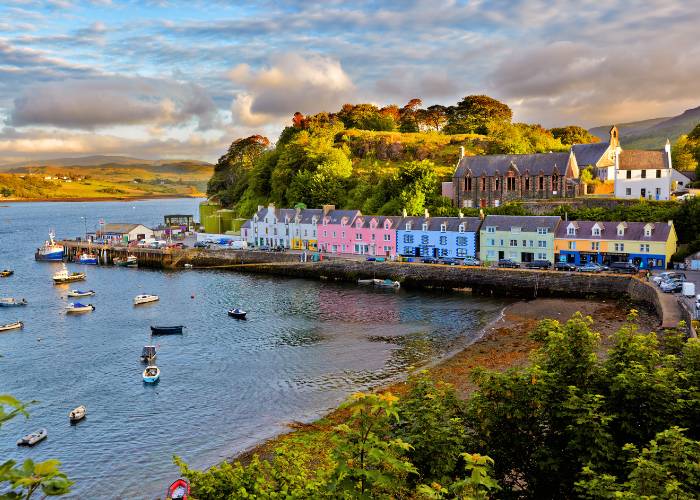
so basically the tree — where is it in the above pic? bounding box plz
[420,105,449,131]
[550,125,600,145]
[399,98,423,133]
[396,160,438,215]
[672,135,699,172]
[444,95,512,134]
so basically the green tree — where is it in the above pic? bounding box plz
[444,95,512,134]
[550,125,600,145]
[207,135,270,206]
[672,135,699,172]
[396,160,438,215]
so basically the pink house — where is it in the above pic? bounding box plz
[318,209,361,255]
[318,209,402,257]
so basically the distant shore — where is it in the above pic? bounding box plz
[0,193,204,203]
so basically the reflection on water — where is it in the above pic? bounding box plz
[0,199,510,498]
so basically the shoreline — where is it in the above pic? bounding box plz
[0,194,204,203]
[228,296,658,466]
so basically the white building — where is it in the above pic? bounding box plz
[246,203,323,250]
[95,223,155,243]
[614,141,674,200]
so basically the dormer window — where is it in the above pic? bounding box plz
[511,226,521,234]
[617,223,626,236]
[567,227,576,236]
[458,224,465,233]
[384,222,390,230]
[592,227,601,236]
[486,226,495,233]
[440,223,447,232]
[422,223,429,231]
[644,224,654,237]
[406,222,412,231]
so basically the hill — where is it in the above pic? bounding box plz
[590,105,700,149]
[0,155,212,170]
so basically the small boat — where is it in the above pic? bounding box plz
[183,263,193,269]
[373,278,400,289]
[167,478,190,500]
[0,297,27,307]
[66,302,95,314]
[77,252,98,265]
[140,345,157,364]
[228,308,247,319]
[67,289,95,298]
[69,405,86,423]
[134,294,159,305]
[150,325,183,335]
[53,264,86,284]
[143,365,160,383]
[0,321,23,332]
[17,428,47,446]
[35,231,64,262]
[114,255,138,267]
[357,279,374,285]
[0,269,13,277]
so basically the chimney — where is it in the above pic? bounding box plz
[459,146,465,159]
[458,210,464,218]
[322,204,335,215]
[479,208,485,220]
[668,220,673,226]
[665,139,672,170]
[402,208,407,217]
[424,209,430,218]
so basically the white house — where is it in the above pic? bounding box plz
[614,141,674,200]
[95,223,155,243]
[671,169,692,192]
[246,203,323,249]
[571,125,620,181]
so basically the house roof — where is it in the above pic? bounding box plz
[102,223,150,234]
[398,216,482,232]
[555,220,673,242]
[241,220,251,229]
[571,142,610,166]
[455,152,571,178]
[253,206,322,224]
[361,215,404,229]
[618,150,670,170]
[481,215,561,233]
[324,209,362,225]
[684,171,697,182]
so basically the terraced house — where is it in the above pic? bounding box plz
[554,220,677,269]
[396,212,481,259]
[246,203,321,249]
[317,207,362,255]
[479,215,561,263]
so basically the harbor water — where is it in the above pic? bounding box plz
[0,199,510,498]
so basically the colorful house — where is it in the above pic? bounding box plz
[246,204,321,249]
[479,215,561,263]
[554,220,677,269]
[396,212,481,258]
[359,215,404,257]
[317,208,362,254]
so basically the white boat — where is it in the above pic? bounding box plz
[357,279,375,285]
[77,252,98,265]
[143,365,160,383]
[114,255,138,267]
[67,289,95,298]
[17,428,47,446]
[0,321,23,332]
[35,230,64,261]
[53,264,86,284]
[69,405,86,423]
[66,302,95,313]
[373,278,401,289]
[134,294,159,305]
[0,297,27,307]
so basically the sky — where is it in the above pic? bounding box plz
[1,0,699,163]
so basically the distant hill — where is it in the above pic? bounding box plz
[590,105,700,149]
[0,155,213,172]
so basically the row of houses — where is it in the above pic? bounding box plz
[241,204,678,269]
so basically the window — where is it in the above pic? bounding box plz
[439,236,447,245]
[371,234,376,240]
[522,240,527,247]
[384,222,390,230]
[440,223,447,232]
[466,177,473,191]
[641,170,647,179]
[525,177,530,190]
[421,235,429,244]
[614,243,625,252]
[323,230,327,237]
[537,228,548,235]
[617,227,625,236]
[405,222,412,231]
[458,224,465,233]
[456,236,467,246]
[626,170,632,179]
[537,252,547,260]
[656,188,661,196]
[422,223,428,231]
[481,178,486,190]
[486,226,496,233]
[341,231,345,238]
[510,239,518,247]
[538,240,547,248]
[499,239,504,246]
[656,169,661,178]
[495,178,501,191]
[568,241,576,250]
[567,226,576,236]
[510,227,521,233]
[332,231,337,238]
[383,234,391,241]
[456,248,467,257]
[487,250,496,258]
[404,234,414,243]
[529,240,534,247]
[384,246,392,252]
[644,227,652,237]
[592,227,601,236]
[640,244,650,252]
[625,188,631,196]
[538,176,544,190]
[487,238,496,246]
[591,242,600,251]
[507,177,516,190]
[403,246,412,255]
[439,248,449,257]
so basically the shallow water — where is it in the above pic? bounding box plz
[0,199,509,498]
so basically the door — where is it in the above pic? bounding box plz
[641,188,646,198]
[498,251,504,260]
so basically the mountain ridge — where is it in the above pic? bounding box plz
[0,155,212,170]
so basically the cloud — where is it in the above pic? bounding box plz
[9,76,219,130]
[228,53,355,126]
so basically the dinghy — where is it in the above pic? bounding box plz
[67,289,95,298]
[17,428,47,446]
[357,279,374,285]
[53,264,86,284]
[228,308,247,319]
[66,302,95,314]
[0,269,13,277]
[69,405,86,423]
[373,278,401,289]
[167,478,190,500]
[0,321,23,332]
[0,297,27,307]
[134,294,159,305]
[140,345,157,364]
[143,365,160,383]
[150,325,183,335]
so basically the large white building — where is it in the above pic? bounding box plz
[614,141,676,200]
[245,203,323,250]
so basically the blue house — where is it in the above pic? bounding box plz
[396,213,481,259]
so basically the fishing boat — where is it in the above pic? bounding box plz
[134,294,159,305]
[52,264,86,284]
[140,345,157,364]
[114,255,138,267]
[373,278,400,289]
[184,263,193,269]
[65,302,95,314]
[0,321,23,332]
[67,289,95,298]
[17,428,47,446]
[167,478,190,500]
[357,279,374,285]
[228,308,247,319]
[77,252,98,265]
[69,405,86,423]
[143,365,160,383]
[0,297,27,307]
[0,269,13,277]
[35,231,64,261]
[150,325,183,335]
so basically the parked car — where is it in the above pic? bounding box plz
[194,241,209,249]
[421,257,439,264]
[554,262,577,271]
[439,258,458,266]
[525,260,552,270]
[462,257,481,266]
[660,279,684,293]
[497,259,520,269]
[609,262,639,274]
[653,272,686,284]
[258,245,271,251]
[576,262,605,273]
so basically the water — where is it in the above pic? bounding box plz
[0,199,509,498]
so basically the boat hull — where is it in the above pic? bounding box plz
[150,325,183,335]
[67,290,95,298]
[53,275,86,284]
[78,258,98,265]
[0,300,27,307]
[69,406,86,423]
[35,250,64,261]
[17,429,47,446]
[228,310,247,319]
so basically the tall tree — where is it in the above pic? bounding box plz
[207,135,270,206]
[550,125,600,145]
[444,95,512,134]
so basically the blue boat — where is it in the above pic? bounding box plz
[77,253,98,265]
[143,365,160,383]
[35,231,64,262]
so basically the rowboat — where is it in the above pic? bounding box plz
[228,308,247,319]
[114,255,137,267]
[0,297,27,307]
[69,405,86,423]
[0,321,23,332]
[373,278,401,289]
[67,289,95,298]
[140,345,157,364]
[357,279,374,285]
[77,252,98,265]
[150,325,183,335]
[134,294,159,305]
[53,264,86,284]
[143,365,160,383]
[167,478,190,500]
[0,269,13,277]
[66,302,95,314]
[17,428,47,446]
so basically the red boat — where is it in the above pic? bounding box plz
[167,478,190,500]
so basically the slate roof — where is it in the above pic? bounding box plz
[324,209,361,225]
[253,206,322,224]
[683,171,697,182]
[397,216,482,232]
[618,150,670,170]
[240,220,251,229]
[571,142,611,166]
[555,220,673,242]
[455,152,571,178]
[102,223,150,234]
[481,215,561,233]
[361,215,404,229]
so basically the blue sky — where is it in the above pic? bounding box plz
[1,0,699,162]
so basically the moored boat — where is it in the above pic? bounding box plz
[17,428,47,446]
[167,478,190,500]
[69,405,86,423]
[140,345,157,364]
[228,308,247,319]
[53,264,86,284]
[35,231,64,261]
[143,365,160,383]
[77,252,98,265]
[0,297,27,307]
[150,325,183,335]
[373,278,401,289]
[114,255,138,267]
[0,269,13,277]
[0,321,23,332]
[134,294,159,305]
[66,302,95,314]
[67,289,95,298]
[357,279,374,285]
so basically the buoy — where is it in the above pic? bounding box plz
[191,294,195,299]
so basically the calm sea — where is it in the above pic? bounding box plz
[0,198,509,498]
